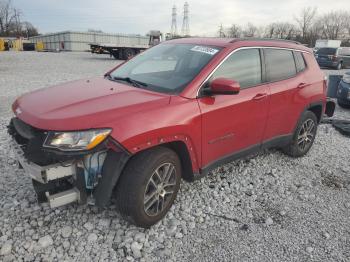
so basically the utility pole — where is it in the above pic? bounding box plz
[170,5,178,38]
[181,2,190,36]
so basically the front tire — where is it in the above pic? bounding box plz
[114,147,181,228]
[282,111,318,157]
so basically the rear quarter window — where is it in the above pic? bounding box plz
[294,51,306,72]
[264,49,297,82]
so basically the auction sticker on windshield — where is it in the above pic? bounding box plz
[190,46,219,55]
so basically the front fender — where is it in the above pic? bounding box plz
[94,150,130,207]
[124,133,200,174]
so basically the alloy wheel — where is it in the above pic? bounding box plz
[143,163,177,216]
[297,119,315,151]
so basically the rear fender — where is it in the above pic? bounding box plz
[325,98,335,117]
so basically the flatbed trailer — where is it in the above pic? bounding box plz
[90,43,149,60]
[90,30,162,60]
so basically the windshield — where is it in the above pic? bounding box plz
[110,43,222,94]
[316,48,336,55]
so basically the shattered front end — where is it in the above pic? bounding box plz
[7,118,129,209]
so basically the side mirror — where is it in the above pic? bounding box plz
[207,78,240,95]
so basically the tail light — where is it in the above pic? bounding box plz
[323,76,327,93]
[328,55,337,61]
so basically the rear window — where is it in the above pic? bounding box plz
[316,48,336,55]
[338,48,350,56]
[294,51,306,72]
[265,49,297,82]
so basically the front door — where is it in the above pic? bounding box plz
[198,48,270,168]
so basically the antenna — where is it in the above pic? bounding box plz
[170,5,178,37]
[181,2,190,36]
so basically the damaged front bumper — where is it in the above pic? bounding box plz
[11,139,76,184]
[10,138,84,208]
[8,117,130,209]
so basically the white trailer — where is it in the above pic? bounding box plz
[29,31,150,52]
[90,30,162,60]
[315,40,341,49]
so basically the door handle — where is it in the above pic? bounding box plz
[252,93,268,101]
[297,82,308,89]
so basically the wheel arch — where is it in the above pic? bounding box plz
[307,103,323,123]
[94,138,198,207]
[127,139,198,182]
[292,101,324,135]
[162,141,195,182]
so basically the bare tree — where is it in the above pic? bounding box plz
[218,23,226,37]
[0,0,38,37]
[264,22,295,39]
[307,22,323,47]
[227,24,241,38]
[344,11,350,37]
[22,22,38,37]
[243,23,258,37]
[275,22,295,39]
[264,23,275,38]
[0,0,17,36]
[11,7,21,35]
[295,7,317,42]
[319,11,348,39]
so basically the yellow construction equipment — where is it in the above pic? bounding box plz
[12,38,23,51]
[0,38,5,51]
[36,41,44,51]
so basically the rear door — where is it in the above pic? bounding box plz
[339,48,350,68]
[263,48,307,141]
[198,48,270,168]
[316,48,336,66]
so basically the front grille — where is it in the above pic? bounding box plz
[8,118,58,165]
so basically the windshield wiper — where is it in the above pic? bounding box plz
[110,76,148,88]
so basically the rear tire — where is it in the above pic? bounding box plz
[114,146,181,228]
[282,111,318,157]
[336,62,343,70]
[111,50,120,59]
[122,48,135,60]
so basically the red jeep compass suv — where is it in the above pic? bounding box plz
[9,38,334,227]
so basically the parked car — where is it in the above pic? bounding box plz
[8,38,335,227]
[337,71,350,107]
[315,47,350,70]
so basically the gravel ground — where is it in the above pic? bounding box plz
[0,51,350,261]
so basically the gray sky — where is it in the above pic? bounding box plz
[13,0,349,36]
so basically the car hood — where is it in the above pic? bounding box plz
[13,77,171,130]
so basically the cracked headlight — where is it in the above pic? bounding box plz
[43,129,112,151]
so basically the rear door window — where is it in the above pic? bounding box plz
[338,48,350,56]
[264,49,297,82]
[316,48,336,55]
[294,51,306,72]
[210,48,262,89]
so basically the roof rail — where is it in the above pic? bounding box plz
[230,38,302,45]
